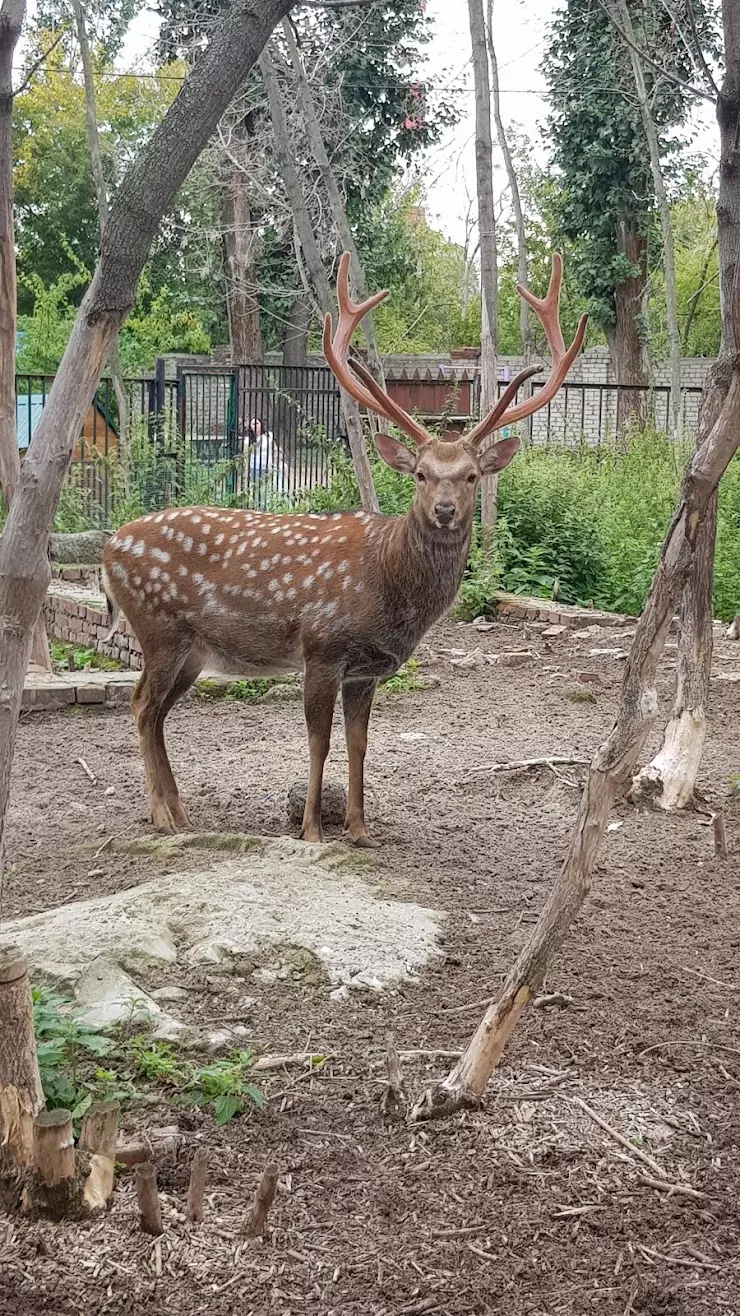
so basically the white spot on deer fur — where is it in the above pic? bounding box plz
[355,581,364,592]
[209,553,221,563]
[163,526,174,540]
[283,572,293,584]
[310,536,319,543]
[183,537,194,552]
[191,514,202,524]
[320,535,330,544]
[342,576,352,590]
[244,568,257,579]
[286,588,296,600]
[215,534,224,546]
[281,556,292,565]
[115,534,133,552]
[198,543,207,556]
[150,567,161,580]
[337,536,347,544]
[132,540,145,556]
[111,562,127,582]
[223,549,233,561]
[202,524,211,535]
[268,579,278,593]
[271,553,281,564]
[274,590,284,603]
[297,536,308,545]
[303,574,315,590]
[317,563,334,580]
[178,565,188,578]
[167,510,179,521]
[155,514,164,523]
[337,560,349,573]
[260,559,271,571]
[230,535,239,544]
[237,543,247,555]
[151,547,170,562]
[133,575,142,587]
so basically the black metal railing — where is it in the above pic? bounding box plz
[17,363,707,528]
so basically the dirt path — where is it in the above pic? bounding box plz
[2,617,740,1314]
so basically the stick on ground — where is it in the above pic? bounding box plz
[243,1161,279,1237]
[135,1162,163,1236]
[713,810,729,858]
[185,1146,208,1225]
[380,1032,406,1119]
[80,1100,119,1210]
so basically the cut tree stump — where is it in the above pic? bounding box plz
[185,1146,208,1224]
[22,1109,88,1220]
[0,945,44,1193]
[80,1100,119,1210]
[135,1162,163,1235]
[243,1161,279,1237]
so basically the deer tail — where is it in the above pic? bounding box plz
[100,566,120,643]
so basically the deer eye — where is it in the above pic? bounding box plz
[417,471,426,483]
[467,473,477,484]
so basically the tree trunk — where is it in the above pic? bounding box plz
[0,0,52,673]
[282,293,310,367]
[260,44,378,512]
[282,17,387,432]
[412,7,740,1119]
[606,222,649,428]
[468,0,499,536]
[221,121,263,364]
[486,0,529,362]
[70,0,132,493]
[0,946,44,1188]
[0,0,294,882]
[613,0,681,436]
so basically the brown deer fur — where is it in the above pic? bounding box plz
[102,252,586,845]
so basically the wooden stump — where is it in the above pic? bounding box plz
[22,1110,88,1220]
[185,1146,208,1225]
[80,1101,119,1210]
[0,945,44,1190]
[243,1162,279,1237]
[135,1162,163,1235]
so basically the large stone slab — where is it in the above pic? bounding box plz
[3,836,443,1024]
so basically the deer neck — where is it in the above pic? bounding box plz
[377,505,472,630]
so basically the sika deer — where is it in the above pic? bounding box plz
[103,252,587,845]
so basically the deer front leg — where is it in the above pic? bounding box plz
[301,661,341,844]
[342,678,378,848]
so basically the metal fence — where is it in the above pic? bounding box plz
[18,363,706,528]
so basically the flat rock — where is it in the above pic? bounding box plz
[5,836,442,1021]
[287,781,347,827]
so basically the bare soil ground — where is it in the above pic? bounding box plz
[2,616,740,1316]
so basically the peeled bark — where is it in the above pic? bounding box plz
[412,8,740,1117]
[260,45,378,511]
[0,946,44,1185]
[0,0,294,882]
[0,0,51,672]
[413,368,740,1121]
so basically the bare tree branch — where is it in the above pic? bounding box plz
[592,0,714,102]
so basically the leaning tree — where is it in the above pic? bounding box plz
[414,0,740,1120]
[0,0,300,878]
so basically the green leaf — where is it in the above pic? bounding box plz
[213,1093,242,1126]
[242,1084,265,1111]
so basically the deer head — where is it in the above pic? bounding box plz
[324,251,588,535]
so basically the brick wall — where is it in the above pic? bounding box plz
[44,575,142,670]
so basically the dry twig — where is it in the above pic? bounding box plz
[185,1146,208,1225]
[380,1033,406,1120]
[76,757,97,785]
[243,1161,279,1237]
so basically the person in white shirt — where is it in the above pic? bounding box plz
[243,417,288,495]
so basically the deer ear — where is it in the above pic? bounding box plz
[478,435,520,476]
[373,433,417,474]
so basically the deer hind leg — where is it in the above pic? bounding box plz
[132,647,201,832]
[342,678,378,848]
[301,662,341,844]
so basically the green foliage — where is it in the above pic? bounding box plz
[33,987,265,1129]
[542,0,717,338]
[16,249,90,374]
[196,676,294,702]
[32,985,115,1120]
[379,658,424,695]
[51,642,122,673]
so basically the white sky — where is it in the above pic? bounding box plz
[24,0,721,247]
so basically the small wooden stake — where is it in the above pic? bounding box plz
[0,944,44,1181]
[380,1032,406,1119]
[185,1146,208,1224]
[80,1101,119,1210]
[713,811,729,859]
[135,1162,163,1236]
[243,1161,279,1237]
[33,1109,75,1186]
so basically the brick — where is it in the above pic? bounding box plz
[22,682,75,711]
[76,683,107,704]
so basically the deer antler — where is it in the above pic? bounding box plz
[467,255,589,450]
[323,252,432,448]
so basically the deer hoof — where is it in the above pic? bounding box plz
[150,799,181,833]
[347,829,380,850]
[300,824,324,844]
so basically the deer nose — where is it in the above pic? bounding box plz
[434,500,456,525]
